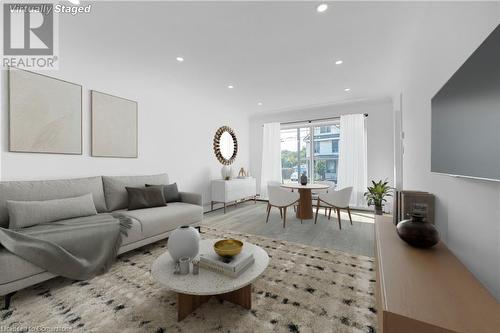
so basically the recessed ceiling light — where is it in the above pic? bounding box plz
[344,88,351,92]
[67,0,80,4]
[317,4,328,13]
[176,56,184,62]
[335,60,343,65]
[227,85,234,89]
[257,102,263,106]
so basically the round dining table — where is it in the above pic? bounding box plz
[280,183,330,219]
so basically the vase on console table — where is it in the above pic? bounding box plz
[167,226,200,262]
[396,212,439,248]
[221,166,232,180]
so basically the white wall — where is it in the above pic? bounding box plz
[0,8,251,210]
[400,2,500,299]
[249,97,395,210]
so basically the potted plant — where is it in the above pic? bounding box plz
[364,180,392,215]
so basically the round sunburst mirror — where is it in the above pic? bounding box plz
[213,126,238,165]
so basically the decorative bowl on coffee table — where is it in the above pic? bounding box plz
[214,239,243,258]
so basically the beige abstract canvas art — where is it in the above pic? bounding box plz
[91,91,138,158]
[9,68,82,154]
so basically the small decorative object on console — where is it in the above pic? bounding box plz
[238,167,247,178]
[221,166,233,180]
[396,212,439,248]
[300,172,308,185]
[167,226,200,262]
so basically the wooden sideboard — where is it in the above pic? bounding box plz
[374,216,500,333]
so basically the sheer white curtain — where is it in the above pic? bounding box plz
[260,123,282,199]
[337,114,367,208]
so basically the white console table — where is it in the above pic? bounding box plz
[211,178,257,213]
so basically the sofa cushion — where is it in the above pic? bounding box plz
[0,176,107,228]
[126,187,166,210]
[102,174,169,211]
[7,193,98,229]
[146,183,181,203]
[117,203,202,238]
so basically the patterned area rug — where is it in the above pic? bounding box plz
[0,227,377,333]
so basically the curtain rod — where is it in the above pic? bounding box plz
[276,113,368,126]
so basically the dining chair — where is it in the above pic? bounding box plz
[314,187,353,229]
[312,181,336,216]
[267,182,301,228]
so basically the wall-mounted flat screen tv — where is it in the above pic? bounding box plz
[431,23,500,181]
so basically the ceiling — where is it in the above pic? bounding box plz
[62,1,429,115]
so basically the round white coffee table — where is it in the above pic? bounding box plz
[151,239,269,321]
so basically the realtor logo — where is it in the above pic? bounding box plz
[3,3,54,56]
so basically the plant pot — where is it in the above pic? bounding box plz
[167,226,200,262]
[396,213,439,248]
[374,205,383,215]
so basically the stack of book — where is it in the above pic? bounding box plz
[199,249,254,278]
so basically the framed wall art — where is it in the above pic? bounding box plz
[9,68,82,154]
[91,90,138,158]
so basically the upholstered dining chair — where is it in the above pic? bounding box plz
[267,182,300,228]
[314,187,353,229]
[311,181,336,216]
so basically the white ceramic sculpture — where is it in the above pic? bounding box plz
[167,226,200,262]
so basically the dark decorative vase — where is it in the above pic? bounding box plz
[300,172,308,185]
[374,205,383,216]
[396,212,439,248]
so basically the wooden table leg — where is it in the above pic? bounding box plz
[297,189,313,219]
[177,285,252,321]
[177,293,211,321]
[215,284,252,309]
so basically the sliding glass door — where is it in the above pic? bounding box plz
[281,121,339,184]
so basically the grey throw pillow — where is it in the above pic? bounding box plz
[126,187,167,211]
[7,193,98,229]
[102,174,169,211]
[146,183,181,203]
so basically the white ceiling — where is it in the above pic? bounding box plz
[63,1,428,114]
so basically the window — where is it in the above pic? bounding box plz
[280,127,310,184]
[313,124,339,182]
[319,126,331,134]
[314,141,320,154]
[281,121,339,184]
[332,140,339,153]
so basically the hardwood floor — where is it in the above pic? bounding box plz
[203,201,375,257]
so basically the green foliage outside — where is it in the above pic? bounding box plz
[282,149,331,181]
[314,160,327,180]
[281,148,306,168]
[281,148,307,180]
